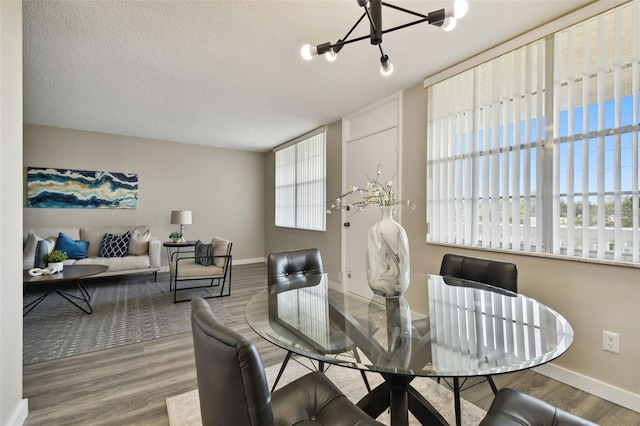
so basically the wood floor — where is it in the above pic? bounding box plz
[23,264,640,425]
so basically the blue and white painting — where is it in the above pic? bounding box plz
[27,167,138,209]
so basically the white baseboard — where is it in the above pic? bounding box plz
[233,257,265,265]
[534,363,640,413]
[8,398,28,425]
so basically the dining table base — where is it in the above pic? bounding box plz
[356,374,448,426]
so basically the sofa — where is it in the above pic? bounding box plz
[23,225,161,279]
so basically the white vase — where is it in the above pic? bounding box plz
[49,261,64,272]
[365,206,410,297]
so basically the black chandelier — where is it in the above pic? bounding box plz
[301,0,469,76]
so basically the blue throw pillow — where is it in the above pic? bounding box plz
[54,232,89,259]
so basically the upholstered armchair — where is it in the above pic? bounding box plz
[169,237,232,303]
[190,297,383,426]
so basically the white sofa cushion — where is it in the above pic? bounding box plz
[169,259,225,279]
[74,255,150,271]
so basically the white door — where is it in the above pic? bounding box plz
[344,127,398,272]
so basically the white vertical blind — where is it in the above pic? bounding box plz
[427,0,639,264]
[581,20,592,259]
[633,0,640,263]
[553,2,639,262]
[274,129,326,231]
[296,133,326,231]
[427,40,545,252]
[275,145,296,227]
[535,44,546,254]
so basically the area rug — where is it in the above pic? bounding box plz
[166,361,487,425]
[23,273,234,365]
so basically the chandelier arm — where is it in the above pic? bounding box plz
[328,33,372,50]
[341,12,368,45]
[381,9,446,34]
[382,17,430,34]
[381,2,428,19]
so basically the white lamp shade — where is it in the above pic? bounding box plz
[171,210,192,225]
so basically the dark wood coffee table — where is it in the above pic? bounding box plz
[23,264,108,316]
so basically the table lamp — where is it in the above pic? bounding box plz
[170,210,192,242]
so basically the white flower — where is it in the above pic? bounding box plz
[326,165,415,213]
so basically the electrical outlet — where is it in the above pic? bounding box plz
[603,330,620,354]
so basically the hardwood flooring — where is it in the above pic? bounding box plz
[23,264,640,425]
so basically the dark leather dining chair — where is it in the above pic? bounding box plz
[440,253,518,293]
[480,388,597,426]
[267,248,371,393]
[191,297,383,426]
[439,253,519,395]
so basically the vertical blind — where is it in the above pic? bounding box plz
[275,129,326,231]
[427,0,639,264]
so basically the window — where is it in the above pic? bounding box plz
[275,127,326,231]
[427,1,639,264]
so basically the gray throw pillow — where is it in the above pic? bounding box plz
[195,240,213,266]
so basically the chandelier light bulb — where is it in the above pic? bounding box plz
[442,17,457,31]
[380,56,394,76]
[300,44,315,61]
[454,0,468,19]
[325,50,338,62]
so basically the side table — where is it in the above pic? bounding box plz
[163,240,197,263]
[164,241,197,291]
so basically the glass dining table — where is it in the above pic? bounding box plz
[245,271,574,426]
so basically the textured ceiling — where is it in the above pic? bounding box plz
[23,1,596,152]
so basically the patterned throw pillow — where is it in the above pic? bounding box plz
[194,240,213,266]
[99,231,131,258]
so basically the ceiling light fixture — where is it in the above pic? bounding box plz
[300,0,468,76]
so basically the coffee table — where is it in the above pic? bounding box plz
[23,264,108,316]
[246,271,574,426]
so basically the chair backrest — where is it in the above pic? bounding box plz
[191,298,274,426]
[439,253,518,293]
[211,237,232,269]
[267,248,324,294]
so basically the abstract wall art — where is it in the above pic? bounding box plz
[27,167,138,209]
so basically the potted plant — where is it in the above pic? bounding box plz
[169,232,183,244]
[43,250,68,272]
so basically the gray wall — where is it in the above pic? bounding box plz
[23,124,266,265]
[264,120,343,272]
